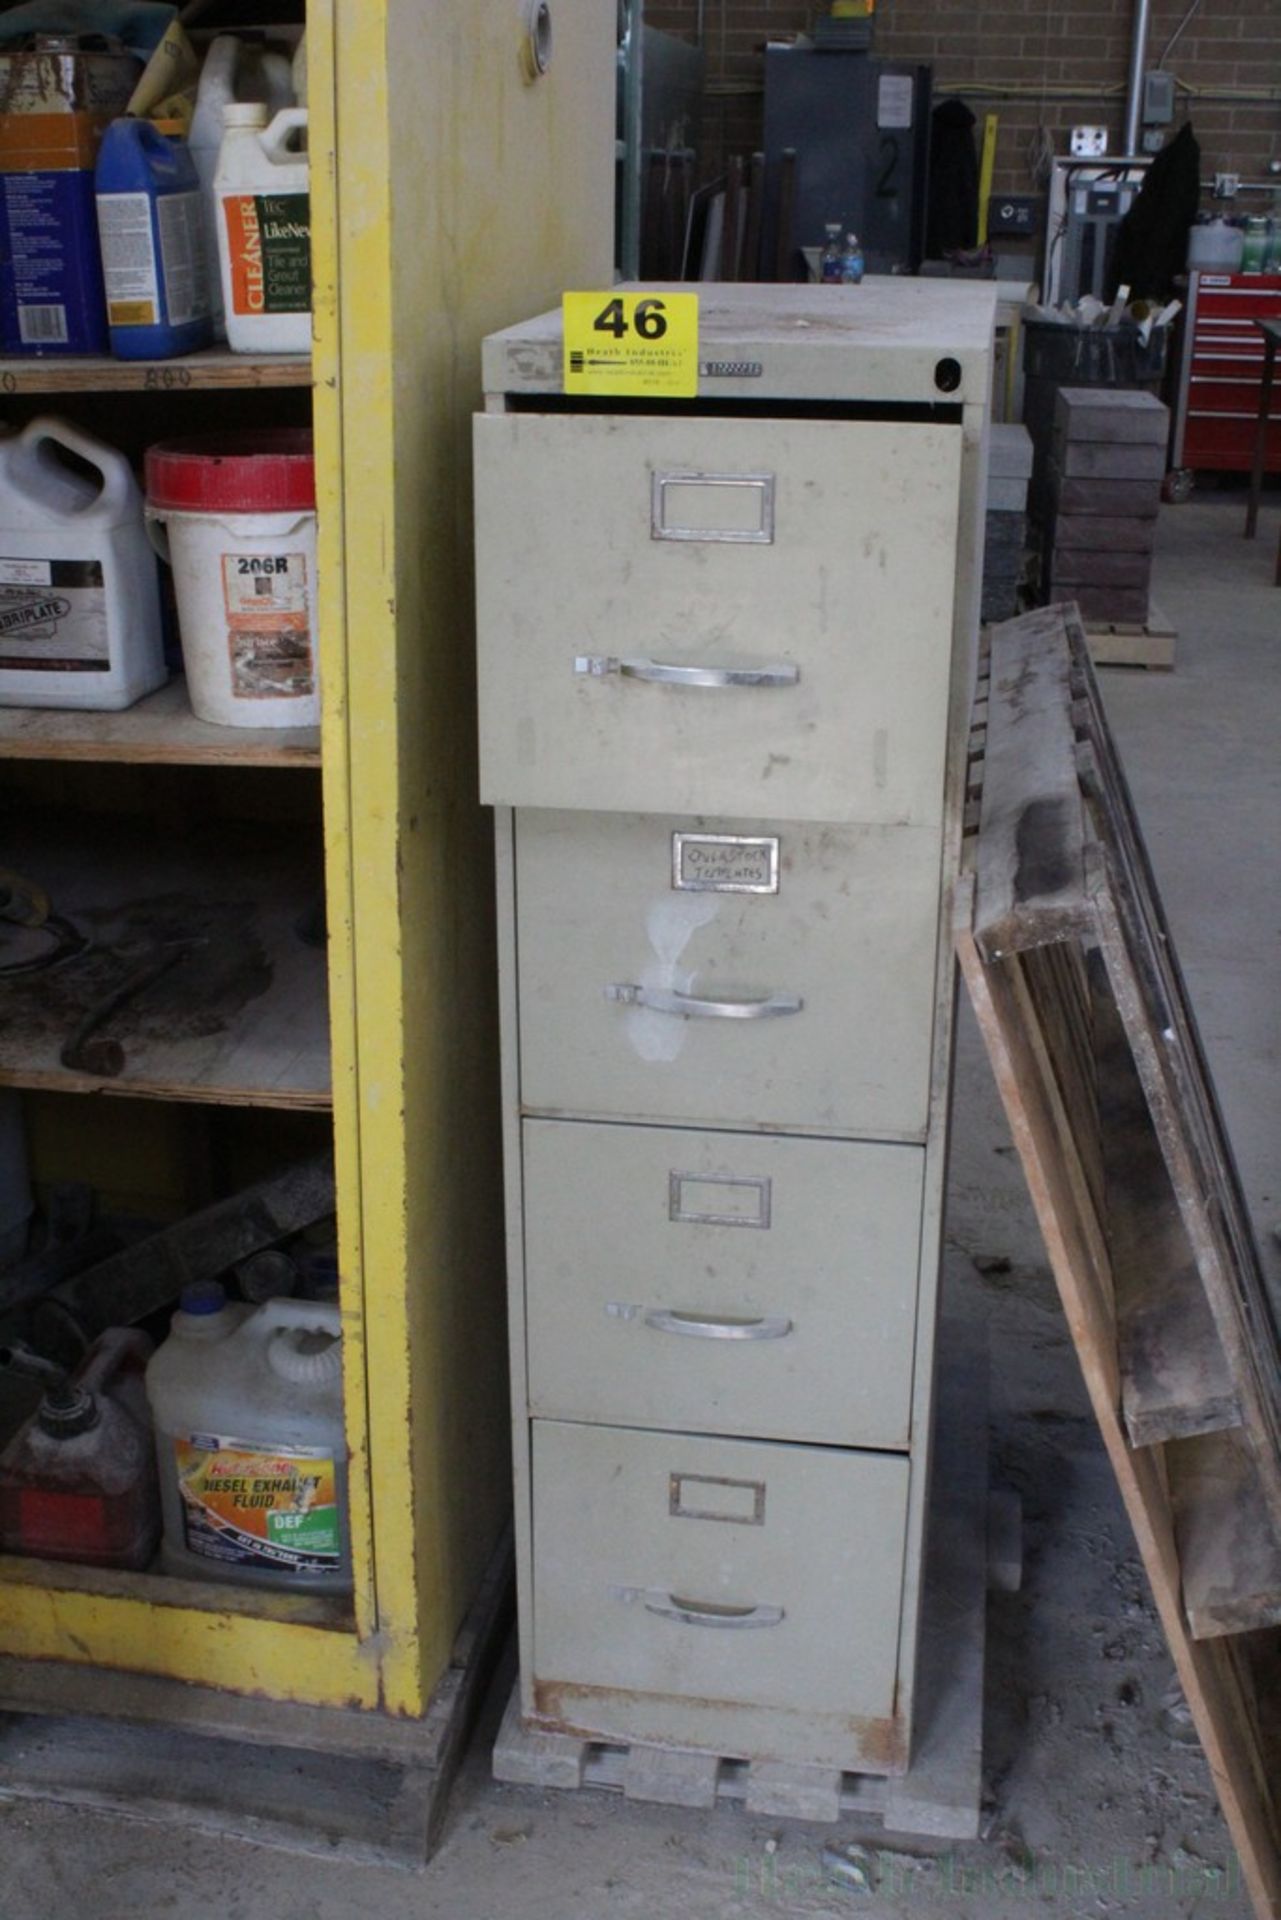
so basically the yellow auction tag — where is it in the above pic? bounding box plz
[563,290,698,398]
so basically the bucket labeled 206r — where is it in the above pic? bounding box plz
[144,431,318,729]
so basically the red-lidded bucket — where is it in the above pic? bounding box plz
[144,430,319,728]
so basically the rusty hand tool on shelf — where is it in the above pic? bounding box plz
[58,940,195,1077]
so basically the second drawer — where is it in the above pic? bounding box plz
[515,810,943,1140]
[524,1120,923,1448]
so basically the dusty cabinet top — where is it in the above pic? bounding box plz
[482,280,997,406]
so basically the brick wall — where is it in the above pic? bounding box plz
[644,0,1281,207]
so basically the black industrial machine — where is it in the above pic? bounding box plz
[760,48,932,279]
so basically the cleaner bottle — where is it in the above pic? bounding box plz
[214,104,311,354]
[95,116,213,359]
[147,1287,350,1593]
[0,415,166,711]
[0,1329,161,1570]
[820,221,843,283]
[189,36,294,339]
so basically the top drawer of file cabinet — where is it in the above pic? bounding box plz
[474,413,963,826]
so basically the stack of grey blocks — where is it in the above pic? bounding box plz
[1043,387,1168,627]
[983,423,1032,624]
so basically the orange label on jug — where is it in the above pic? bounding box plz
[175,1433,340,1573]
[222,192,310,316]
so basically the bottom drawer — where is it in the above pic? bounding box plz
[530,1420,911,1771]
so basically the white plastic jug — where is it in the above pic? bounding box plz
[214,104,311,354]
[147,1288,350,1593]
[1187,218,1244,273]
[0,417,166,711]
[190,35,295,339]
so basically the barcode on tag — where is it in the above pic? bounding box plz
[18,305,69,345]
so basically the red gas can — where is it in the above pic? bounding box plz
[0,1328,160,1569]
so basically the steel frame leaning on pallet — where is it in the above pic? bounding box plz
[955,602,1281,1920]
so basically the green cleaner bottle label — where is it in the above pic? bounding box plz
[224,193,311,316]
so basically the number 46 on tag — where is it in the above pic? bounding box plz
[563,290,698,398]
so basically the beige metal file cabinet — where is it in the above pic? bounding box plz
[476,283,996,1777]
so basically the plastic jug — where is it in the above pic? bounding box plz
[95,116,213,359]
[291,32,307,108]
[0,36,138,355]
[1186,217,1244,273]
[214,103,311,354]
[0,1328,161,1570]
[189,35,294,338]
[147,1286,350,1593]
[0,416,166,710]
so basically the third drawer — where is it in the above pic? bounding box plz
[523,1118,924,1449]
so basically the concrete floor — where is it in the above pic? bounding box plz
[2,494,1277,1918]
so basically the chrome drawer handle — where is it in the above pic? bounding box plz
[575,654,798,689]
[641,1308,793,1341]
[605,984,802,1020]
[635,1590,785,1629]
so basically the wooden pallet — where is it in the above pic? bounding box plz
[495,1329,1004,1842]
[956,602,1281,1920]
[1082,599,1177,670]
[0,1526,513,1866]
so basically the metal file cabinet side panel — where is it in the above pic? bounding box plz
[889,387,991,1753]
[494,806,536,1712]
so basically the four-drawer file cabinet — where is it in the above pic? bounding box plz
[475,284,996,1776]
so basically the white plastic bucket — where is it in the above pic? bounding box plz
[145,432,319,729]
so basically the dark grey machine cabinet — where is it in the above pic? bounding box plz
[761,50,932,279]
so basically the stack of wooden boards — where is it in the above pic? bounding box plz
[1042,388,1166,627]
[956,602,1281,1920]
[982,424,1032,625]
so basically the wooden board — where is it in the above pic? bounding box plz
[0,680,321,768]
[0,1526,512,1865]
[957,602,1281,1920]
[0,351,310,394]
[1083,598,1177,671]
[0,811,330,1108]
